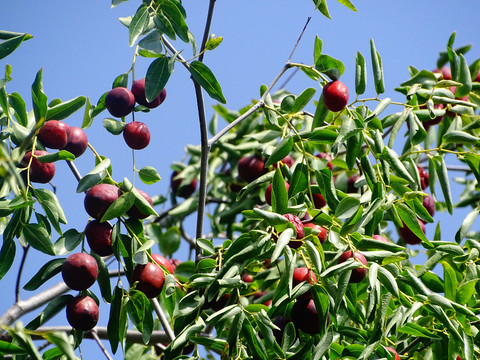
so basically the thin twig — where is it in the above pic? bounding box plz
[151,298,175,342]
[208,62,292,146]
[90,329,113,360]
[198,0,217,63]
[65,160,82,183]
[15,246,29,302]
[288,17,311,61]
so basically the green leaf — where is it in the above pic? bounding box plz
[335,196,360,219]
[159,1,189,42]
[129,5,150,47]
[189,61,226,104]
[396,203,430,245]
[432,156,453,214]
[455,54,472,98]
[355,51,366,95]
[138,30,163,54]
[138,166,161,184]
[265,136,293,168]
[23,258,64,291]
[36,150,75,163]
[271,168,289,215]
[292,88,316,112]
[260,84,278,126]
[8,92,28,126]
[91,253,112,303]
[31,68,48,124]
[443,130,479,144]
[32,188,67,234]
[307,129,338,143]
[25,295,71,331]
[158,226,181,257]
[337,0,357,11]
[76,158,111,193]
[54,229,84,255]
[313,0,332,19]
[315,54,345,81]
[103,118,126,135]
[145,55,172,103]
[0,239,15,281]
[0,340,27,355]
[108,286,126,354]
[22,223,55,255]
[46,96,86,120]
[0,33,30,59]
[288,163,309,197]
[370,38,385,94]
[314,36,322,63]
[101,191,136,222]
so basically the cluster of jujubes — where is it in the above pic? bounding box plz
[105,78,166,151]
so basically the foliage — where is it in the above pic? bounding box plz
[1,1,480,360]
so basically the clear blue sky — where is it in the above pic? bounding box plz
[1,1,479,358]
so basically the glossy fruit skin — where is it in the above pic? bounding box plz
[346,174,359,193]
[127,189,153,219]
[322,80,349,112]
[151,253,174,274]
[62,252,98,290]
[84,184,122,220]
[242,273,253,283]
[423,194,435,217]
[131,78,166,108]
[293,267,316,300]
[123,121,151,150]
[273,155,294,168]
[169,259,181,271]
[385,347,401,360]
[312,193,327,209]
[399,219,425,245]
[282,214,305,249]
[304,223,328,244]
[66,295,99,331]
[417,165,429,190]
[132,262,165,298]
[265,182,289,206]
[105,87,136,117]
[238,155,266,182]
[316,152,333,170]
[171,171,197,198]
[21,150,55,183]
[291,298,320,335]
[372,234,389,243]
[62,126,88,157]
[38,120,69,149]
[338,251,368,283]
[433,67,452,80]
[84,220,114,256]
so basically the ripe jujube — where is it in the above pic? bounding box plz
[105,87,136,118]
[238,155,267,182]
[131,78,166,108]
[61,252,98,290]
[171,171,197,198]
[84,184,122,220]
[62,126,88,158]
[66,295,99,331]
[322,80,349,112]
[84,220,114,256]
[338,251,368,283]
[21,150,56,184]
[131,261,165,298]
[123,121,151,150]
[38,120,69,149]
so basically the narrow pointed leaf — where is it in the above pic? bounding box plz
[189,61,226,103]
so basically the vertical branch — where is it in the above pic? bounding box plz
[193,0,217,262]
[15,245,29,302]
